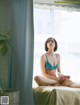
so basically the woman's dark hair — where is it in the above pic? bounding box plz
[45,37,58,52]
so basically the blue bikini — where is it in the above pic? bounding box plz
[45,54,58,70]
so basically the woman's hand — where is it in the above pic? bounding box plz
[57,75,71,84]
[56,76,66,83]
[61,75,70,79]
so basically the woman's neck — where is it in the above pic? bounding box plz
[47,50,54,56]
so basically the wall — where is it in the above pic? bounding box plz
[0,0,11,89]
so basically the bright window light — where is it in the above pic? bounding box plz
[33,7,80,87]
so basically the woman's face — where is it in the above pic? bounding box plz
[47,38,55,50]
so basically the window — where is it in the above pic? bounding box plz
[33,6,80,86]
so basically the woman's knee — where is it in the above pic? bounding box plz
[34,76,49,86]
[34,76,40,81]
[34,76,42,85]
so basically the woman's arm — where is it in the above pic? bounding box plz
[57,54,70,79]
[57,54,62,77]
[40,55,60,80]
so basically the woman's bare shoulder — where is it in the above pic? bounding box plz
[55,53,60,58]
[41,53,46,59]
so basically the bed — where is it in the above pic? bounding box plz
[33,86,80,105]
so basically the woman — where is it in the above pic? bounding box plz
[34,37,80,88]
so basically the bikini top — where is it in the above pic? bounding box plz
[45,54,59,70]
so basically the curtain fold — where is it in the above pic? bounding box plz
[11,0,34,105]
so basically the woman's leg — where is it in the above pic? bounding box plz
[61,79,73,87]
[61,79,80,88]
[34,75,58,86]
[70,82,80,88]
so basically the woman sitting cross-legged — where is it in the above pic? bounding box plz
[34,37,80,88]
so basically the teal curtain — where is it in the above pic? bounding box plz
[11,0,34,104]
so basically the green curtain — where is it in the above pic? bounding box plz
[11,0,34,105]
